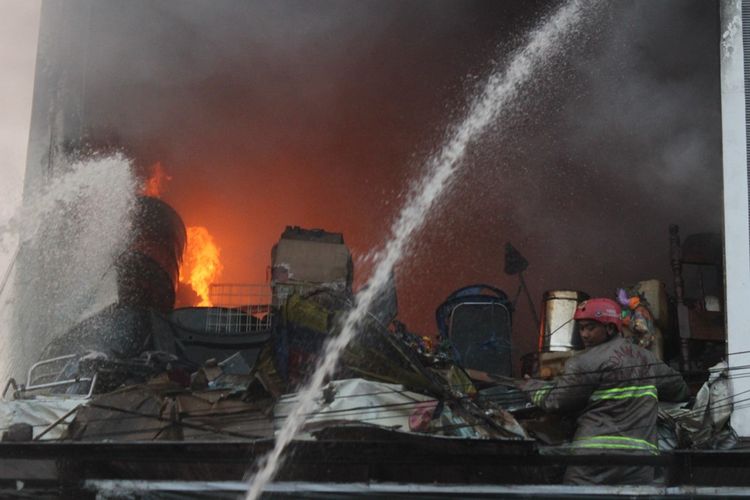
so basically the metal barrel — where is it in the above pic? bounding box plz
[539,290,589,352]
[116,196,186,313]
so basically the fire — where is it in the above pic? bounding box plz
[179,226,224,307]
[142,162,171,197]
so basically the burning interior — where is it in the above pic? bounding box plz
[16,0,725,370]
[0,0,740,497]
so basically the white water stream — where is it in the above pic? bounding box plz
[0,155,136,382]
[245,1,592,498]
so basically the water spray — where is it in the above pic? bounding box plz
[245,1,593,498]
[0,155,136,382]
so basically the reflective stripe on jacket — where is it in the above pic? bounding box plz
[524,335,688,456]
[572,435,659,454]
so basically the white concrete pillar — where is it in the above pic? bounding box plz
[720,0,750,437]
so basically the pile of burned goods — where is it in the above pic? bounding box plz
[0,225,739,491]
[1,287,533,444]
[0,286,733,446]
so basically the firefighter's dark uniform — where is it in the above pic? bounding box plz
[525,335,688,485]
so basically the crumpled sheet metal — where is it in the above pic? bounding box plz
[0,396,83,440]
[274,378,435,438]
[273,378,528,440]
[659,361,736,450]
[696,361,732,432]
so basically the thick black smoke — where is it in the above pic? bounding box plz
[39,0,722,370]
[399,1,722,363]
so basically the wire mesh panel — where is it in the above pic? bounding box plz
[449,302,513,376]
[206,284,275,334]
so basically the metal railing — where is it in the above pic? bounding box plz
[204,282,336,334]
[205,283,276,334]
[5,355,98,399]
[29,355,97,397]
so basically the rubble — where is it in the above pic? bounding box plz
[0,225,740,496]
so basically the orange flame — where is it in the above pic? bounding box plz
[179,226,223,307]
[142,162,171,198]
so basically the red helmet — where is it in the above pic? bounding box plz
[574,298,622,331]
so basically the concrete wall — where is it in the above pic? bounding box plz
[720,0,750,437]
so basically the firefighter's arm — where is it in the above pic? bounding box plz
[653,359,689,402]
[523,357,597,412]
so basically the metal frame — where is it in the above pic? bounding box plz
[6,354,99,399]
[448,301,513,375]
[205,283,275,334]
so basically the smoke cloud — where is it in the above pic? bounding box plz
[34,0,722,369]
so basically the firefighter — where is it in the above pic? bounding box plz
[523,297,688,485]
